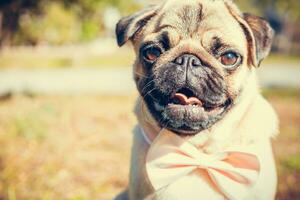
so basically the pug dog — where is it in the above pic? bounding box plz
[115,0,278,199]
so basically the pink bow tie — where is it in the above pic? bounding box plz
[146,130,260,200]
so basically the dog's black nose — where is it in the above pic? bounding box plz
[173,54,202,68]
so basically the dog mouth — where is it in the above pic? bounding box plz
[169,87,229,111]
[171,88,203,107]
[152,87,232,135]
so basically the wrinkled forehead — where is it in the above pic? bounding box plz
[158,0,207,36]
[145,0,246,51]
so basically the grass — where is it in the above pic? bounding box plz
[0,90,299,199]
[0,45,299,69]
[266,90,300,200]
[264,54,300,65]
[0,45,135,69]
[0,95,137,199]
[263,88,300,99]
[0,53,135,69]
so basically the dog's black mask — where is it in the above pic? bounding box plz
[138,53,233,135]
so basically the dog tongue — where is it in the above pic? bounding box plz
[173,93,203,106]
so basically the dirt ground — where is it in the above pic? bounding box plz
[0,92,299,200]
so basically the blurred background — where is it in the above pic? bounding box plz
[0,0,299,199]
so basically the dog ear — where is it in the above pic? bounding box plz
[224,1,274,67]
[243,13,275,67]
[116,6,158,47]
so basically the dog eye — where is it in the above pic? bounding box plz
[220,52,241,69]
[142,46,162,62]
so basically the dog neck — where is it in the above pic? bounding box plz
[134,98,161,143]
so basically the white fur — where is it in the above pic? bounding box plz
[115,1,278,198]
[115,72,278,200]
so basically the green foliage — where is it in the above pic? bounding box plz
[1,0,299,46]
[276,0,300,20]
[237,0,300,20]
[1,0,140,45]
[281,156,300,172]
[81,20,101,41]
[41,3,80,44]
[16,2,81,45]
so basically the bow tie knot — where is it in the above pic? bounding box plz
[146,130,260,200]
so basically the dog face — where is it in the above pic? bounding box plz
[116,0,274,135]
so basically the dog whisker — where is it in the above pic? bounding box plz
[142,88,159,102]
[141,79,155,94]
